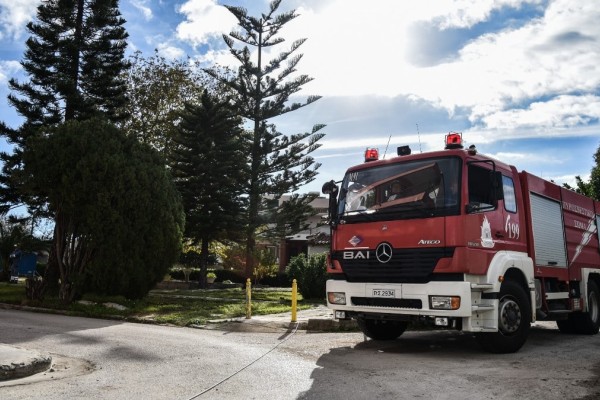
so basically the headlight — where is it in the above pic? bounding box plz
[429,296,461,310]
[328,292,346,305]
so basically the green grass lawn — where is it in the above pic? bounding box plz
[0,281,318,327]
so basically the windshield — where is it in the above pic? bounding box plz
[338,157,461,222]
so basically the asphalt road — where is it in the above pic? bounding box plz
[1,309,599,400]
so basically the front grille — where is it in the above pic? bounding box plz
[351,297,422,309]
[333,247,455,283]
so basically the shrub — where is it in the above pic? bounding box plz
[221,245,247,273]
[253,263,278,284]
[286,253,327,300]
[170,269,194,281]
[261,273,291,287]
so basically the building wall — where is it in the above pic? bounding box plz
[276,195,330,270]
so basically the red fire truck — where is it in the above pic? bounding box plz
[322,133,600,353]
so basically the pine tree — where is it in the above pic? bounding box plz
[206,0,325,277]
[170,91,248,287]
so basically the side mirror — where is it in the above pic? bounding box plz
[322,180,338,195]
[322,180,339,225]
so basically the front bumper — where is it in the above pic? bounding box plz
[326,279,500,332]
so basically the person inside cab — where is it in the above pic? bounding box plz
[387,181,402,201]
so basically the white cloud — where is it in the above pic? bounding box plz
[130,0,153,21]
[0,60,21,84]
[444,1,600,119]
[157,43,185,59]
[171,0,600,152]
[482,95,600,130]
[552,173,590,188]
[427,0,543,29]
[175,0,237,46]
[277,0,600,136]
[192,48,236,68]
[0,0,40,40]
[487,151,556,165]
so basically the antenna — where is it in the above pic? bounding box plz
[416,123,422,153]
[383,134,391,159]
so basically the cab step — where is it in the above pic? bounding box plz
[471,283,494,291]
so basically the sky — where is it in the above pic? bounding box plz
[1,0,599,195]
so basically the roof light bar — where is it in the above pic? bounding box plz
[445,132,464,149]
[364,148,379,162]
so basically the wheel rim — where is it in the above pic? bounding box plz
[499,296,521,334]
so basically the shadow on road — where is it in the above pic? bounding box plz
[297,324,600,400]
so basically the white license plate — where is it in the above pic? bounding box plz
[372,289,395,297]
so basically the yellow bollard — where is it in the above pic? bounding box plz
[291,279,297,323]
[245,278,252,319]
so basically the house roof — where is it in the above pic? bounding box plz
[285,231,331,245]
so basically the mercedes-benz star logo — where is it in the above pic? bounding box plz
[375,242,393,263]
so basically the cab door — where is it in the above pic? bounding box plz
[464,160,508,250]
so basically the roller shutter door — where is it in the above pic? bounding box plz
[530,193,567,267]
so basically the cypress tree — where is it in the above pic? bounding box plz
[24,119,184,301]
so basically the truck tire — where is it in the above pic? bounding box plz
[556,318,577,334]
[557,281,600,335]
[476,280,531,353]
[357,318,408,340]
[575,280,600,334]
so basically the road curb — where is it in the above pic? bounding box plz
[0,345,53,382]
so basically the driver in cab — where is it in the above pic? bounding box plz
[387,181,402,201]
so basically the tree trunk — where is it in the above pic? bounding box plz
[199,238,209,289]
[65,0,84,121]
[39,247,59,299]
[245,24,264,280]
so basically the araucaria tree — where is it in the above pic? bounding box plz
[0,0,129,204]
[207,0,325,277]
[170,91,248,287]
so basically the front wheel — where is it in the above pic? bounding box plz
[357,318,408,340]
[476,280,531,353]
